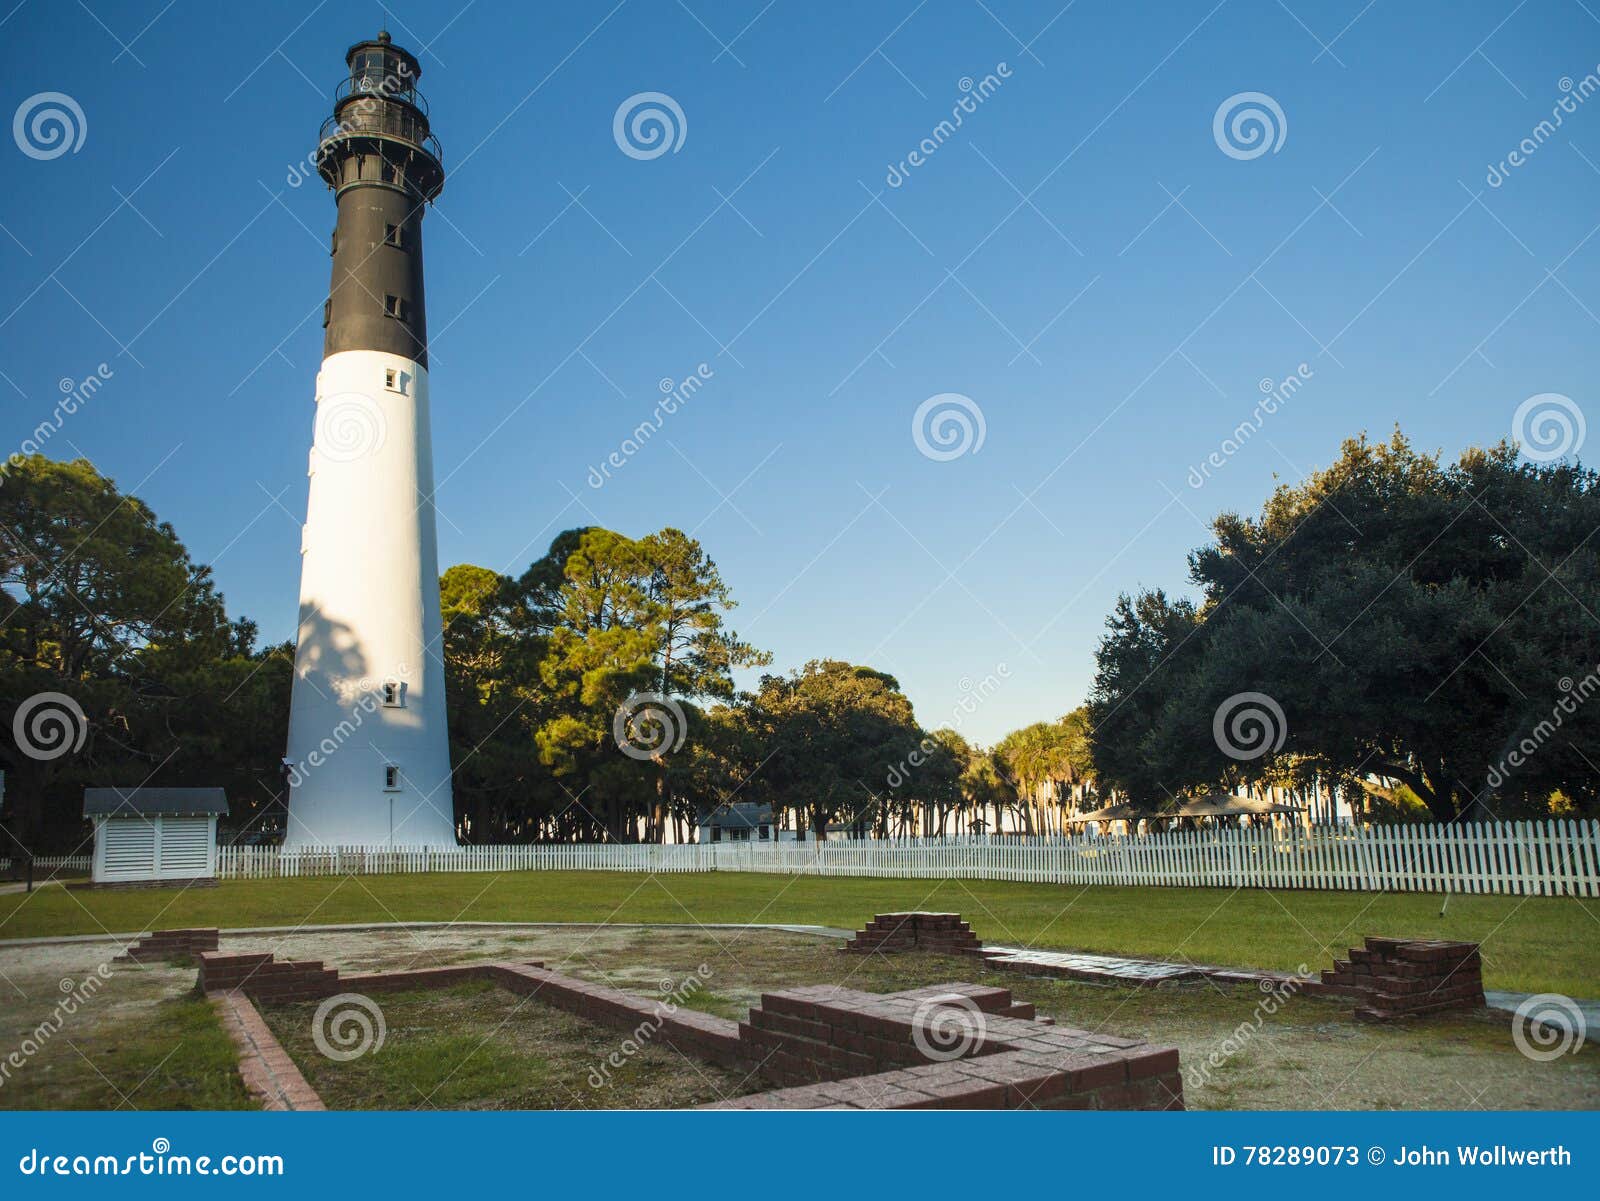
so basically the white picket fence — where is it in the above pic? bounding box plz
[212,819,1600,896]
[0,855,91,876]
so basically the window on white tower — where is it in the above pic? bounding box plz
[383,764,401,791]
[381,681,401,707]
[384,368,406,394]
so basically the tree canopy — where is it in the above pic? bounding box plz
[1087,431,1600,819]
[0,456,288,851]
[12,427,1591,854]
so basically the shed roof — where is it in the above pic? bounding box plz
[83,787,229,818]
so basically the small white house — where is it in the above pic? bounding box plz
[84,788,228,885]
[695,802,796,844]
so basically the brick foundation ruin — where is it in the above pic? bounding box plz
[843,911,985,956]
[1306,937,1486,1021]
[189,936,1178,1110]
[169,916,1486,1112]
[113,927,219,965]
[843,913,1488,1022]
[722,981,1180,1109]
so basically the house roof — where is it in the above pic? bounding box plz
[697,802,773,829]
[83,787,229,818]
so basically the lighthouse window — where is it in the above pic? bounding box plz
[384,223,405,249]
[381,680,401,707]
[384,367,406,394]
[322,298,331,328]
[383,764,401,791]
[384,294,408,321]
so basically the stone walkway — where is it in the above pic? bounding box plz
[1484,990,1600,1037]
[981,946,1204,984]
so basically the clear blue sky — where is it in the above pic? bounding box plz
[3,1,1596,745]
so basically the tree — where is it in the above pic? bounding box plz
[994,708,1094,832]
[440,563,552,842]
[511,527,768,841]
[0,456,283,850]
[638,529,770,840]
[1085,431,1600,819]
[1085,589,1202,807]
[744,660,924,838]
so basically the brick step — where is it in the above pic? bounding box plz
[1362,982,1485,1012]
[1355,993,1485,1022]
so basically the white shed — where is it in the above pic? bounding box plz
[84,788,228,885]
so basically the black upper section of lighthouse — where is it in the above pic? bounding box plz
[317,32,444,368]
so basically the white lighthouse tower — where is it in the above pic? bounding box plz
[283,32,455,848]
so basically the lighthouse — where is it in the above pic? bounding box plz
[283,32,456,848]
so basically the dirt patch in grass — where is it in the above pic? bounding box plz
[259,980,760,1110]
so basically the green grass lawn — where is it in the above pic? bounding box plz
[0,993,253,1111]
[2,871,1595,996]
[261,980,757,1110]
